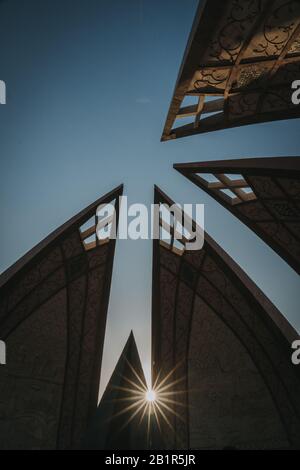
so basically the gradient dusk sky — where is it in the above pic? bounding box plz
[0,0,299,398]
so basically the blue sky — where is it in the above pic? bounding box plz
[0,0,299,397]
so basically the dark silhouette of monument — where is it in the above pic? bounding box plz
[152,187,300,449]
[0,186,122,449]
[82,331,149,450]
[1,0,300,451]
